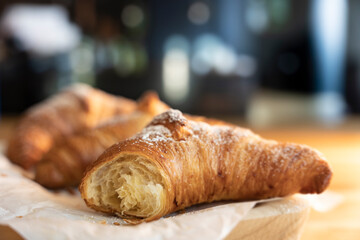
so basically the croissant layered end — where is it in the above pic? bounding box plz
[81,153,167,222]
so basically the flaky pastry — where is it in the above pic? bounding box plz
[80,110,332,224]
[6,84,136,169]
[35,92,169,188]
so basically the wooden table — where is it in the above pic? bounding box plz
[1,116,360,239]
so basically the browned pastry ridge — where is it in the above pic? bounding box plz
[6,84,136,169]
[80,109,332,224]
[35,92,170,188]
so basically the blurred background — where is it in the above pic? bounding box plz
[0,0,359,127]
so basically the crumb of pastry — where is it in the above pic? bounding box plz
[86,154,166,219]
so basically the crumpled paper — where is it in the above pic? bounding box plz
[0,152,257,240]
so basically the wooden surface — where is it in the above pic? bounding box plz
[226,197,310,240]
[1,116,360,239]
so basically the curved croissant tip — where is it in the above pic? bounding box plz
[312,163,333,194]
[138,90,159,101]
[6,144,39,170]
[299,153,333,194]
[137,91,170,114]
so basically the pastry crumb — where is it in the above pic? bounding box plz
[0,173,7,177]
[16,216,23,218]
[98,220,107,224]
[113,222,121,226]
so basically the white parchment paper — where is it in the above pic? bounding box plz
[0,152,258,240]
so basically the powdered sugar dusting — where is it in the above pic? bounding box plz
[134,109,254,147]
[151,109,184,124]
[191,120,251,145]
[133,125,173,145]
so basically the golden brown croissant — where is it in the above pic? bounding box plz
[7,84,136,169]
[80,109,332,224]
[35,92,170,188]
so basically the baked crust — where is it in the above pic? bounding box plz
[35,92,169,188]
[6,84,136,169]
[80,110,332,223]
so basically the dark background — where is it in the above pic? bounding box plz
[0,0,359,125]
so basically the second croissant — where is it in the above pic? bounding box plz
[35,92,169,188]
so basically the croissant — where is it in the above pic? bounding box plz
[7,83,136,169]
[35,92,170,188]
[80,109,332,224]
